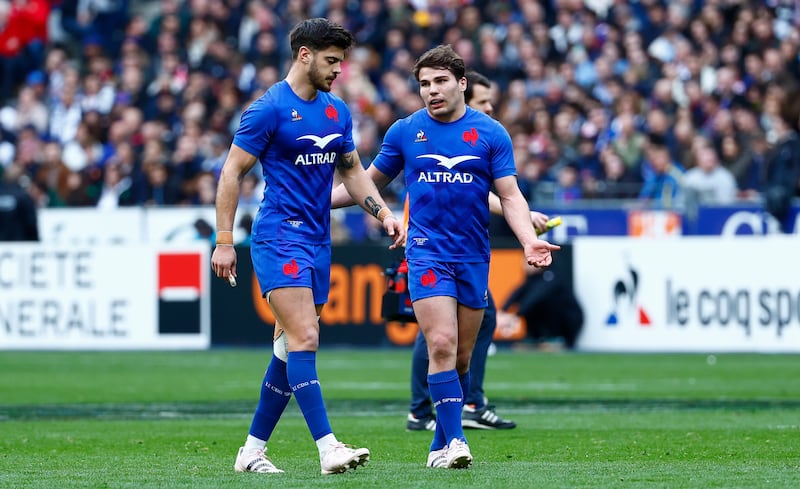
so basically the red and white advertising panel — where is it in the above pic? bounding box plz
[0,243,210,350]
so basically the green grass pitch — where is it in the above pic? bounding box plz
[1,350,798,488]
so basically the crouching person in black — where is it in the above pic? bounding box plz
[499,264,583,351]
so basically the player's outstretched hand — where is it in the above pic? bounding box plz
[524,240,560,268]
[383,215,406,249]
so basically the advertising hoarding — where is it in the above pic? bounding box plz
[0,243,210,350]
[573,236,800,352]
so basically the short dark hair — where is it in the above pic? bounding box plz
[464,70,491,104]
[413,44,466,82]
[646,132,667,149]
[289,18,354,59]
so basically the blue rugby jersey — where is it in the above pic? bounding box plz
[232,80,355,244]
[372,107,516,262]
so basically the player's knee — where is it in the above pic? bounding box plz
[426,334,456,363]
[291,325,320,351]
[455,351,472,373]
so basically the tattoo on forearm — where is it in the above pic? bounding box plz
[365,196,382,217]
[337,152,356,170]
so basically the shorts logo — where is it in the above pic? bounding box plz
[325,104,339,122]
[462,128,478,145]
[421,269,437,287]
[283,259,299,278]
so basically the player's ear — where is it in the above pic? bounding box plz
[298,46,312,64]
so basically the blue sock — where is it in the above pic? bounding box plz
[287,351,333,440]
[430,372,469,451]
[249,355,292,442]
[428,369,465,447]
[431,414,447,451]
[459,372,471,409]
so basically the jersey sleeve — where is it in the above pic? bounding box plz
[232,98,277,158]
[371,120,405,179]
[489,120,517,180]
[340,101,356,154]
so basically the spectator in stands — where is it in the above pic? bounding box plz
[764,91,800,232]
[59,0,130,58]
[639,134,685,207]
[0,80,49,135]
[0,0,49,104]
[93,161,135,209]
[683,139,738,205]
[191,171,217,206]
[611,112,646,172]
[141,160,180,206]
[48,73,83,146]
[553,162,583,202]
[11,125,43,172]
[0,0,798,234]
[237,172,261,208]
[62,119,104,172]
[672,114,698,168]
[0,164,39,240]
[32,140,69,206]
[592,146,642,199]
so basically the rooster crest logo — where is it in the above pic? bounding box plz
[415,130,427,143]
[421,269,437,287]
[291,109,302,122]
[606,258,651,327]
[324,104,339,122]
[462,128,478,145]
[283,259,300,278]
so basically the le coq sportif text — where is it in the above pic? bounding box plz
[666,279,799,337]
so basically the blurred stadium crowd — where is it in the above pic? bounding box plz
[1,0,800,233]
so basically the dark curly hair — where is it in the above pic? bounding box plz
[289,18,354,59]
[413,44,466,82]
